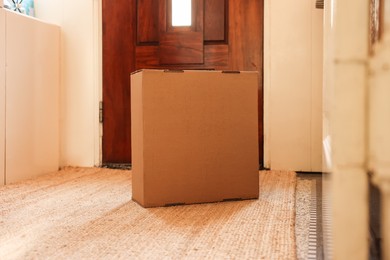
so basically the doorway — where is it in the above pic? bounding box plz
[102,0,264,165]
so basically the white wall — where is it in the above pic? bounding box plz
[5,10,60,183]
[34,0,101,167]
[33,0,322,171]
[264,0,323,171]
[369,2,390,259]
[0,8,5,185]
[322,0,333,174]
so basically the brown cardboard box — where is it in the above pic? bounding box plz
[131,69,259,207]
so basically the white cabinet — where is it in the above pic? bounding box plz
[0,8,60,185]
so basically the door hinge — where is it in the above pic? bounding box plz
[99,101,103,123]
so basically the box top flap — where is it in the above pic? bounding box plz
[131,69,259,76]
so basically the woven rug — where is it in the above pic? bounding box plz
[0,167,297,259]
[295,178,313,259]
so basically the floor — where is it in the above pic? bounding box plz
[0,167,297,259]
[103,166,385,259]
[296,173,323,260]
[103,165,382,259]
[104,165,327,259]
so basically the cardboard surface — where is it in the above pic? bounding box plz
[131,69,259,207]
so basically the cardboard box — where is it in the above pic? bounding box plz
[131,69,259,207]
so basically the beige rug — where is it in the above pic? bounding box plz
[0,167,297,259]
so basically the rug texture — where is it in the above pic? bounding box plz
[0,167,297,259]
[295,178,313,259]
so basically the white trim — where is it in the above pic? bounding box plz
[0,8,5,184]
[93,0,102,166]
[263,0,271,168]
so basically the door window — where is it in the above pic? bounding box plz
[172,0,192,27]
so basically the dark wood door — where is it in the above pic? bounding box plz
[102,0,263,165]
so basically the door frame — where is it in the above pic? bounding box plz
[93,0,103,166]
[98,0,266,166]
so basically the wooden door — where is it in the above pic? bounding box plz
[102,0,263,165]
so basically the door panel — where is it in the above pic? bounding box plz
[136,44,228,69]
[102,0,136,163]
[159,0,204,64]
[160,32,204,64]
[204,0,227,42]
[137,0,159,44]
[229,1,264,155]
[103,0,264,165]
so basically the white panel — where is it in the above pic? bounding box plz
[332,0,369,169]
[5,10,60,183]
[369,44,390,260]
[322,0,334,173]
[370,47,390,170]
[370,5,390,260]
[332,63,366,167]
[331,167,368,260]
[35,0,97,167]
[263,0,272,168]
[265,0,324,172]
[268,0,312,171]
[0,9,5,185]
[322,3,334,258]
[60,1,95,166]
[311,8,323,171]
[334,0,369,61]
[329,0,369,258]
